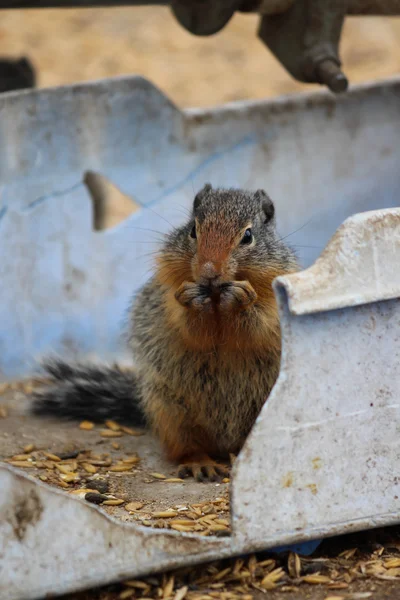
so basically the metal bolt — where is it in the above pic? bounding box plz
[316,59,348,94]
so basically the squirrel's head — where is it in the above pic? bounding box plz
[157,184,297,299]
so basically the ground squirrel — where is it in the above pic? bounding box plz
[32,184,298,481]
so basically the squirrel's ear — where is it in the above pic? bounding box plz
[255,189,275,223]
[193,183,212,211]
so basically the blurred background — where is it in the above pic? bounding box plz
[0,8,400,106]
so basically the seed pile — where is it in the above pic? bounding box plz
[3,415,231,537]
[4,442,231,536]
[126,497,230,536]
[4,443,139,496]
[66,537,400,600]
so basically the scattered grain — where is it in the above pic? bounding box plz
[261,567,285,589]
[79,421,95,430]
[100,430,123,438]
[124,581,150,590]
[121,426,145,436]
[120,590,135,599]
[122,456,141,465]
[125,502,145,512]
[43,452,61,462]
[384,558,400,568]
[23,443,35,453]
[61,473,80,483]
[288,552,301,578]
[110,464,134,472]
[0,406,9,418]
[163,575,175,598]
[302,575,332,584]
[11,454,33,461]
[171,524,197,533]
[173,586,188,600]
[87,458,113,467]
[42,461,56,469]
[105,420,121,431]
[55,463,75,475]
[0,383,9,395]
[82,463,98,474]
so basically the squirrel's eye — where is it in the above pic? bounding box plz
[241,228,253,245]
[190,225,197,239]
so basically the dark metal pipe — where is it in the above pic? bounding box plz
[0,0,167,7]
[347,0,400,14]
[242,0,400,15]
[0,0,398,15]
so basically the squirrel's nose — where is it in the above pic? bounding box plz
[201,261,221,280]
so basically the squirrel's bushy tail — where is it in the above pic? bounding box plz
[31,359,146,426]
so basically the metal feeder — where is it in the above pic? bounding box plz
[1,74,400,599]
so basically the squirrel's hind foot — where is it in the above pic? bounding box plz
[177,454,229,482]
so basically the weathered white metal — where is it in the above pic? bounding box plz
[278,209,400,315]
[0,461,319,600]
[1,76,400,599]
[232,208,400,549]
[0,465,230,600]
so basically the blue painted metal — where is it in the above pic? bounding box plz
[0,76,399,383]
[272,539,322,555]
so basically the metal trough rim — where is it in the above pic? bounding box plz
[0,71,400,117]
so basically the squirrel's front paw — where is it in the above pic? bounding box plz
[219,281,257,311]
[178,454,230,482]
[175,282,212,311]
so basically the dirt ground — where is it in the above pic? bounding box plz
[0,387,229,516]
[0,8,400,106]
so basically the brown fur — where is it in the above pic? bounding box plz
[130,186,299,476]
[33,186,299,480]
